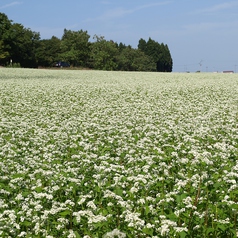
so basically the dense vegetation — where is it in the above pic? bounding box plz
[0,13,173,71]
[0,69,238,237]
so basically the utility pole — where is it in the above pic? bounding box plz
[184,65,187,72]
[199,60,203,72]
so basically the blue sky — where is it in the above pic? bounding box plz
[1,0,238,72]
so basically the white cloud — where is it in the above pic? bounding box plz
[183,20,238,32]
[0,1,22,10]
[196,1,238,14]
[85,1,172,22]
[184,22,221,31]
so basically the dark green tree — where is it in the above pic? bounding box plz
[1,12,173,70]
[156,43,173,72]
[116,46,156,71]
[60,29,90,67]
[0,13,12,65]
[133,49,156,71]
[138,38,147,52]
[90,35,118,70]
[36,36,62,67]
[117,42,127,52]
[138,37,173,72]
[7,23,40,67]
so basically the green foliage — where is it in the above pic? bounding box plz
[0,13,40,67]
[35,36,62,67]
[5,62,21,68]
[0,69,238,236]
[0,13,12,64]
[116,47,156,71]
[8,23,40,67]
[89,35,118,70]
[0,12,173,71]
[60,29,90,67]
[138,37,173,72]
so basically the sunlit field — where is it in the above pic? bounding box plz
[0,68,238,237]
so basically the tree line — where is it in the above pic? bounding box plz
[0,13,173,72]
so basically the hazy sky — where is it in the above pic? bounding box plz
[1,0,238,72]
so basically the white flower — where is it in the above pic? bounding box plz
[138,198,145,204]
[174,227,188,233]
[65,199,75,207]
[160,224,169,236]
[86,201,97,210]
[103,229,126,238]
[67,230,76,238]
[15,193,24,200]
[18,231,27,237]
[1,68,238,237]
[35,204,43,211]
[146,223,154,229]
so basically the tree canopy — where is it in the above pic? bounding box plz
[0,12,173,72]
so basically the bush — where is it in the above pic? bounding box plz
[6,62,21,68]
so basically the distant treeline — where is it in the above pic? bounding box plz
[0,13,173,72]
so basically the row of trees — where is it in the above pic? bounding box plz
[0,13,173,71]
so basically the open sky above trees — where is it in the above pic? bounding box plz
[1,0,238,72]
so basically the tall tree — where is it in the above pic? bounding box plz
[116,46,156,71]
[156,43,173,72]
[117,42,127,52]
[7,23,40,67]
[90,35,118,70]
[60,29,90,67]
[138,38,147,52]
[0,13,12,64]
[138,37,173,72]
[36,36,61,67]
[1,12,173,70]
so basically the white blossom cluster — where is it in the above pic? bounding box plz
[0,68,237,237]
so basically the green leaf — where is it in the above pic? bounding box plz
[12,173,25,179]
[142,227,153,236]
[115,187,123,196]
[102,209,108,216]
[22,220,32,227]
[74,231,81,238]
[179,231,187,238]
[206,227,214,235]
[35,187,42,193]
[230,203,238,209]
[176,193,187,203]
[217,224,226,232]
[59,210,71,217]
[145,205,150,215]
[167,212,177,221]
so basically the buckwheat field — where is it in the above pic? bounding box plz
[0,68,237,237]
